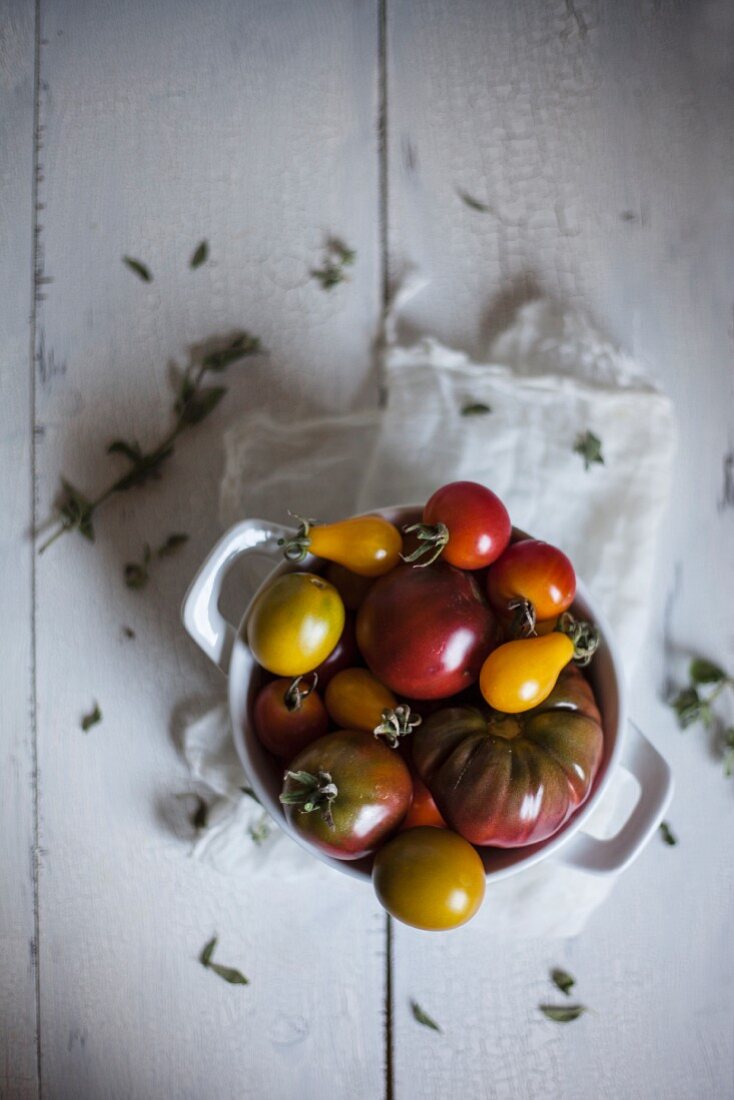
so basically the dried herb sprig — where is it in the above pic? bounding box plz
[659,821,677,846]
[670,657,734,777]
[550,968,575,996]
[574,430,604,470]
[81,702,102,732]
[540,1004,586,1023]
[410,1000,441,1032]
[199,935,249,986]
[38,333,262,553]
[311,238,356,290]
[124,532,189,589]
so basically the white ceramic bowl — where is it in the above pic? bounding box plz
[183,505,673,883]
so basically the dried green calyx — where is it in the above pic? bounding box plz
[400,522,450,568]
[279,770,338,829]
[373,705,422,749]
[277,513,318,563]
[557,612,600,667]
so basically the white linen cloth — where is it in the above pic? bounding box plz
[182,290,675,937]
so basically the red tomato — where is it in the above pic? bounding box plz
[487,539,576,631]
[405,481,511,570]
[356,563,498,699]
[253,676,329,759]
[279,730,412,860]
[401,775,446,830]
[312,613,360,688]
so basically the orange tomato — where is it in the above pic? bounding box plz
[479,633,574,713]
[325,668,397,732]
[401,775,446,830]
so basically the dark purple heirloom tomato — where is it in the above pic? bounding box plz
[356,563,498,700]
[280,730,413,860]
[412,667,604,847]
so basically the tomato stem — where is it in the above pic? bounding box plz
[373,704,423,748]
[283,673,318,713]
[278,512,318,563]
[279,769,338,828]
[507,597,537,637]
[557,613,600,667]
[400,522,450,568]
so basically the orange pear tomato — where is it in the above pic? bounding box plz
[324,668,397,732]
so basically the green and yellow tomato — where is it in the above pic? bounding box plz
[372,827,485,930]
[247,572,345,677]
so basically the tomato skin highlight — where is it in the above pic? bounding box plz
[413,667,603,847]
[325,668,397,732]
[372,827,485,930]
[423,481,511,569]
[357,563,499,700]
[247,572,345,677]
[479,633,574,713]
[281,730,412,860]
[309,516,403,577]
[487,539,576,622]
[254,679,329,759]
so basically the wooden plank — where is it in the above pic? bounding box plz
[33,2,384,1097]
[0,2,39,1097]
[387,2,734,1097]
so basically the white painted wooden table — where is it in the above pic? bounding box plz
[2,2,733,1097]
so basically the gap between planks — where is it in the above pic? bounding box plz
[28,0,44,1095]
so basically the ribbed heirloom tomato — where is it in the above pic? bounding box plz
[413,667,604,847]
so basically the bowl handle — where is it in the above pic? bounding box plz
[555,721,674,876]
[181,519,295,674]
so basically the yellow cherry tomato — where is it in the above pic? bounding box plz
[372,827,486,931]
[479,633,574,714]
[284,515,403,577]
[247,572,345,677]
[325,668,397,732]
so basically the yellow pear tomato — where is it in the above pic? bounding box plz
[281,515,402,577]
[479,633,574,714]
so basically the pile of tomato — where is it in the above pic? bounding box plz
[247,481,604,931]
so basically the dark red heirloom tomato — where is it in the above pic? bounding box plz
[312,613,360,689]
[279,730,412,860]
[405,481,511,570]
[487,539,576,633]
[412,666,603,848]
[253,676,329,759]
[356,563,498,700]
